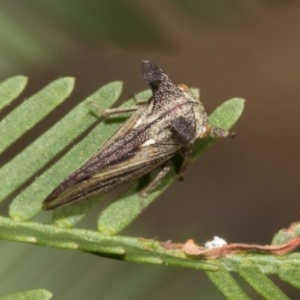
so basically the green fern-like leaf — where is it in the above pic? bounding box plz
[0,76,299,300]
[0,289,52,300]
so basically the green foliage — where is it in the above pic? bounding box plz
[0,76,28,110]
[0,289,52,300]
[0,76,299,299]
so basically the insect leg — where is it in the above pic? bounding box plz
[100,107,139,117]
[140,163,170,197]
[88,101,138,117]
[178,146,192,181]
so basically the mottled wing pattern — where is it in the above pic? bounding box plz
[43,140,177,209]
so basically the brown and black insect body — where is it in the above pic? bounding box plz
[42,61,228,210]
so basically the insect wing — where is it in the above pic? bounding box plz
[42,139,175,209]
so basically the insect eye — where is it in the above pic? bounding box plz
[177,83,189,91]
[199,125,211,138]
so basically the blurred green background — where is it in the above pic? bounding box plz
[1,0,300,299]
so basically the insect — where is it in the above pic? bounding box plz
[42,61,229,210]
